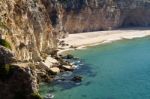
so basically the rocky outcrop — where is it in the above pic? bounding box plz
[0,45,38,99]
[0,65,38,99]
[0,45,73,99]
[0,0,66,62]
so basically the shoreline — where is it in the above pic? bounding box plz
[58,27,150,54]
[41,27,150,98]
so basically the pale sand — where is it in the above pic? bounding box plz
[58,27,150,54]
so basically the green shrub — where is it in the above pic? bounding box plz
[30,93,43,99]
[0,39,12,49]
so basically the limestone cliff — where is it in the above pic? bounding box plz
[1,0,150,61]
[0,1,61,98]
[0,0,65,62]
[56,0,150,33]
[0,0,150,99]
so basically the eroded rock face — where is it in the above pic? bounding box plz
[57,0,150,33]
[0,0,64,61]
[1,0,150,61]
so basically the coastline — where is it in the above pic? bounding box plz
[41,27,150,98]
[58,27,150,54]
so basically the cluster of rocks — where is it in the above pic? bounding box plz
[0,44,81,99]
[37,55,75,79]
[0,45,39,99]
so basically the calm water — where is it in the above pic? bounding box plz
[40,37,150,99]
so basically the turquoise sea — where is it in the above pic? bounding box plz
[40,36,150,99]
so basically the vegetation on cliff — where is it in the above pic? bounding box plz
[0,39,11,50]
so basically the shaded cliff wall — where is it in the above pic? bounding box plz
[57,0,150,33]
[0,65,38,99]
[0,46,38,99]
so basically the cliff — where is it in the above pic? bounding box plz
[0,0,62,98]
[0,65,38,99]
[0,0,150,99]
[0,45,39,99]
[56,0,150,33]
[1,0,150,61]
[0,0,65,62]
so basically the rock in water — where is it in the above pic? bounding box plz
[71,76,83,82]
[64,54,74,59]
[62,65,74,71]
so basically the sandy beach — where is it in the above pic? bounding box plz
[58,27,150,54]
[63,28,150,47]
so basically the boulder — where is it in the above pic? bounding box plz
[45,56,58,64]
[62,65,74,71]
[49,67,60,74]
[39,62,53,69]
[39,56,58,69]
[63,54,74,59]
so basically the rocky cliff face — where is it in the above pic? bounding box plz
[0,0,150,99]
[0,65,38,99]
[0,1,61,98]
[56,0,150,33]
[1,0,150,61]
[0,0,65,62]
[0,45,39,99]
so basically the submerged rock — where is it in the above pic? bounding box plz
[63,54,74,59]
[71,76,83,82]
